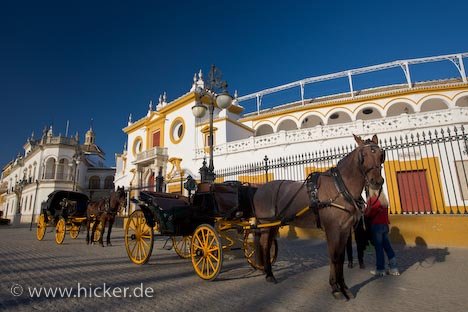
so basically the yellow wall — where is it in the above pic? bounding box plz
[279,215,468,248]
[238,173,274,184]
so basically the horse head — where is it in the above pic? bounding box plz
[353,134,385,190]
[110,186,127,213]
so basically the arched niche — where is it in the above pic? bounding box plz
[326,111,352,125]
[300,115,323,128]
[255,124,274,136]
[420,98,449,112]
[386,102,415,117]
[455,95,468,107]
[277,119,298,131]
[356,106,383,120]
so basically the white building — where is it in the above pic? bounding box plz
[114,53,468,247]
[0,126,115,225]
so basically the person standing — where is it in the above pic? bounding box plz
[346,217,367,269]
[365,188,400,276]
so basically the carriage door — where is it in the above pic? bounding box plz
[397,170,432,213]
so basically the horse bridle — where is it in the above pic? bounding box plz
[357,143,385,187]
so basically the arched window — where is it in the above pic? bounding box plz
[56,158,69,180]
[89,176,101,189]
[44,158,56,179]
[28,166,32,183]
[104,176,114,189]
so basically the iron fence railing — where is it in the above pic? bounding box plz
[216,125,468,215]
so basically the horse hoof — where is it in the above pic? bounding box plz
[107,243,112,246]
[343,289,354,300]
[332,291,344,300]
[266,276,278,284]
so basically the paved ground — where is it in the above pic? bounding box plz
[0,225,467,312]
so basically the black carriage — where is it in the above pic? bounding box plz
[125,181,278,280]
[36,190,90,244]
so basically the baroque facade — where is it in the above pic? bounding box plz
[0,126,115,225]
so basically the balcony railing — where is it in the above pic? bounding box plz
[44,136,78,145]
[195,107,468,158]
[134,146,168,164]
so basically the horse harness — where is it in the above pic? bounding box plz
[262,142,383,228]
[270,167,362,227]
[89,197,121,219]
[306,168,365,228]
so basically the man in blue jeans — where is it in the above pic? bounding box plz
[365,188,400,276]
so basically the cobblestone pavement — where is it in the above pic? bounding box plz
[0,226,467,312]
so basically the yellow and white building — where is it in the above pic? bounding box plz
[115,53,468,247]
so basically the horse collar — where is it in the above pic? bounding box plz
[330,167,356,207]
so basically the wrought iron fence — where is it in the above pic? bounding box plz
[216,125,468,215]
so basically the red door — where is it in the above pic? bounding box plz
[152,131,160,147]
[397,170,432,213]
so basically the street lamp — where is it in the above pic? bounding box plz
[71,153,82,191]
[192,65,234,183]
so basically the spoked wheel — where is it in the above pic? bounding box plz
[36,214,46,241]
[172,236,192,259]
[125,210,154,265]
[69,223,81,239]
[55,217,66,245]
[243,229,278,270]
[191,224,223,281]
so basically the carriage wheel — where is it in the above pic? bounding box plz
[36,214,46,241]
[125,210,154,265]
[243,230,278,270]
[55,217,66,245]
[69,223,81,239]
[191,224,223,281]
[172,236,192,259]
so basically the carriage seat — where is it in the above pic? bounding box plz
[199,181,257,220]
[140,191,190,211]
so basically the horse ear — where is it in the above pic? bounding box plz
[371,134,378,144]
[353,134,364,146]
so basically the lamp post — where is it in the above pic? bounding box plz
[71,153,82,191]
[191,65,234,183]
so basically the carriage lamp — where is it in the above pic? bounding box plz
[191,65,233,183]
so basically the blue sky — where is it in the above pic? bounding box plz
[1,0,467,168]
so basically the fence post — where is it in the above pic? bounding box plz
[264,155,269,183]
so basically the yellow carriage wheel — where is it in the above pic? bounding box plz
[243,230,278,270]
[36,214,46,241]
[191,224,223,281]
[55,217,66,245]
[125,210,154,265]
[172,236,192,259]
[69,223,81,239]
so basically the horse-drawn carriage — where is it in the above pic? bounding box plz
[36,190,98,244]
[125,181,278,280]
[126,134,386,300]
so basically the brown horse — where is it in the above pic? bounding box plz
[86,186,126,246]
[252,134,385,299]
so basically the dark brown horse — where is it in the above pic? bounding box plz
[86,186,126,246]
[252,134,385,299]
